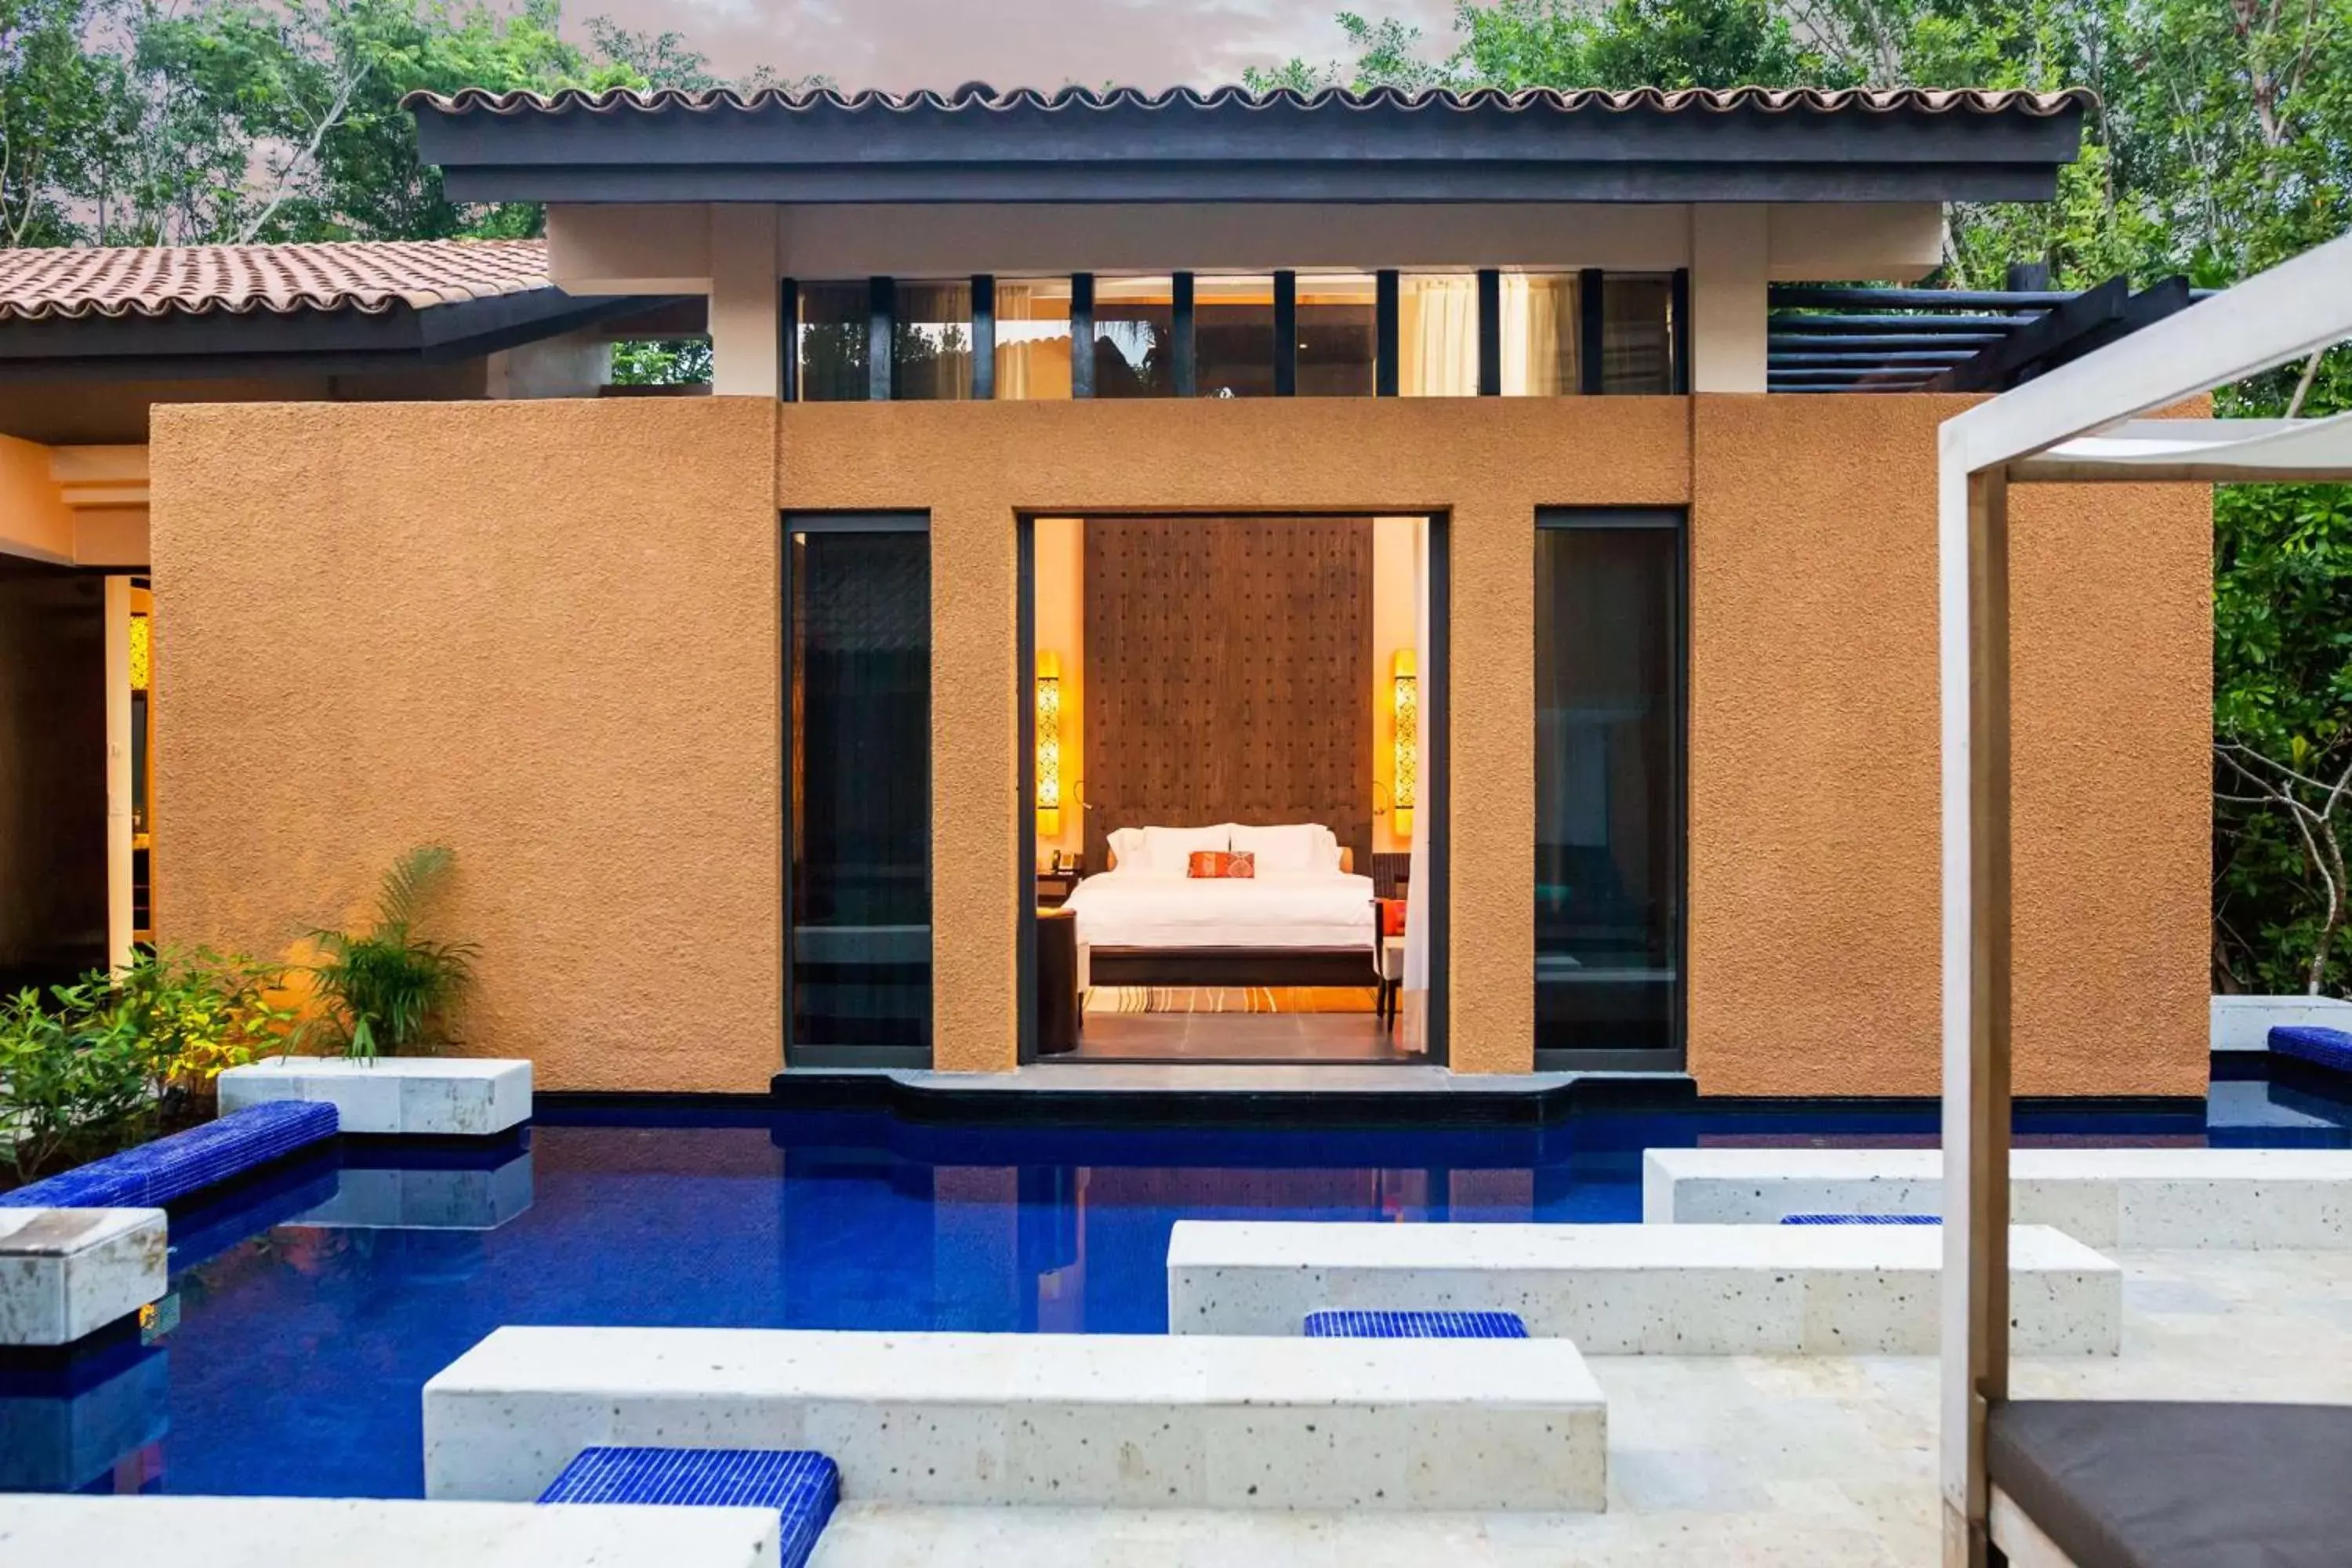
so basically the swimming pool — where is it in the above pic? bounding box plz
[13,1065,2350,1500]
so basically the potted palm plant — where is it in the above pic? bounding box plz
[299,845,477,1062]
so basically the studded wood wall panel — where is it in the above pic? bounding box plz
[1083,518,1373,874]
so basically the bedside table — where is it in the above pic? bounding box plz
[1036,869,1080,909]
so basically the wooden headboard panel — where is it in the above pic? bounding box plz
[1081,517,1373,873]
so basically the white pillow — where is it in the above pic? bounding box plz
[1139,824,1231,870]
[1106,826,1150,873]
[1232,822,1340,874]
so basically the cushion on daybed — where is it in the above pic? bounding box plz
[0,1101,338,1210]
[2270,1025,2352,1074]
[1987,1399,2352,1568]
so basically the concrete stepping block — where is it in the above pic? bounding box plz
[0,1494,779,1568]
[1166,1219,2119,1356]
[1642,1146,2352,1248]
[0,1207,167,1346]
[424,1326,1608,1512]
[219,1056,530,1136]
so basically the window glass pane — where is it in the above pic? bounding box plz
[796,282,869,402]
[1194,274,1274,397]
[894,281,974,401]
[1091,276,1176,397]
[1297,273,1376,397]
[1536,517,1681,1058]
[789,528,931,1058]
[1398,274,1479,397]
[1501,273,1580,397]
[1602,274,1675,394]
[996,278,1073,401]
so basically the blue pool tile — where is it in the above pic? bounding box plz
[1304,1309,1530,1338]
[2272,1025,2352,1075]
[538,1446,838,1568]
[1780,1213,1942,1225]
[0,1102,338,1210]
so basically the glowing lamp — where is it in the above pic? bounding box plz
[1392,648,1417,840]
[1036,651,1063,839]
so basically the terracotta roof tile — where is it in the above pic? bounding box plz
[0,238,552,323]
[405,83,2093,117]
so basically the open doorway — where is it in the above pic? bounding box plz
[1022,514,1443,1065]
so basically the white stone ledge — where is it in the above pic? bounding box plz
[0,1208,167,1347]
[423,1326,1607,1512]
[288,1153,533,1231]
[218,1056,531,1136]
[1642,1147,2352,1248]
[0,1495,776,1568]
[1166,1220,2119,1356]
[2212,993,2352,1051]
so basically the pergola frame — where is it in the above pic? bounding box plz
[1939,227,2352,1566]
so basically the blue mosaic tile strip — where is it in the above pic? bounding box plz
[537,1446,839,1568]
[0,1101,338,1210]
[1780,1213,1942,1225]
[1304,1309,1530,1339]
[2271,1025,2352,1075]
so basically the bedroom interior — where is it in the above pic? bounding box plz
[1029,514,1433,1065]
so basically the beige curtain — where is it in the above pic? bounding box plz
[1398,276,1479,397]
[1501,274,1576,396]
[994,282,1072,401]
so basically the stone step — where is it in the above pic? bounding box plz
[423,1326,1607,1513]
[1165,1220,2119,1356]
[1642,1146,2352,1248]
[218,1056,531,1137]
[0,1207,166,1347]
[0,1494,776,1568]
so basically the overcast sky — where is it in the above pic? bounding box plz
[580,0,1458,93]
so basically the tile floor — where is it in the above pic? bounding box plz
[809,1247,2352,1565]
[1066,1012,1421,1062]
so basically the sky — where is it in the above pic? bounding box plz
[579,0,1458,94]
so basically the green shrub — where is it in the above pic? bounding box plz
[0,979,158,1183]
[299,845,477,1062]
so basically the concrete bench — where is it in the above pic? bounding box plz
[0,1102,336,1210]
[218,1056,531,1136]
[0,1494,778,1568]
[0,1207,167,1347]
[2212,993,2352,1051]
[1166,1220,2120,1356]
[537,1447,838,1568]
[423,1325,1608,1512]
[1642,1146,2352,1248]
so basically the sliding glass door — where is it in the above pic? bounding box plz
[785,517,931,1066]
[1534,510,1683,1068]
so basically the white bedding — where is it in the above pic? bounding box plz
[1063,868,1377,950]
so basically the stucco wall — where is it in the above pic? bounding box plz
[777,397,1693,1073]
[1687,395,2209,1098]
[150,392,2208,1096]
[151,397,782,1093]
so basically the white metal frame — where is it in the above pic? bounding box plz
[1939,227,2352,1566]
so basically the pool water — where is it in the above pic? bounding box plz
[14,1068,2352,1500]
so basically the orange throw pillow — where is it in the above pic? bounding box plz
[1377,897,1407,936]
[1187,850,1255,879]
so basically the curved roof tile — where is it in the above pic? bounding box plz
[0,238,551,323]
[402,84,2094,118]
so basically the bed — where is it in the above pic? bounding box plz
[1063,822,1379,988]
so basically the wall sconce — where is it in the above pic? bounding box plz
[1392,648,1417,840]
[1036,650,1063,840]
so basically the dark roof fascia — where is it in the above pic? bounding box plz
[0,288,675,383]
[413,99,2085,205]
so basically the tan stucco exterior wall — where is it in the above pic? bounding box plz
[150,397,783,1093]
[1686,395,2209,1098]
[150,392,2207,1096]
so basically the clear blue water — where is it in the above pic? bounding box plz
[9,1067,2350,1501]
